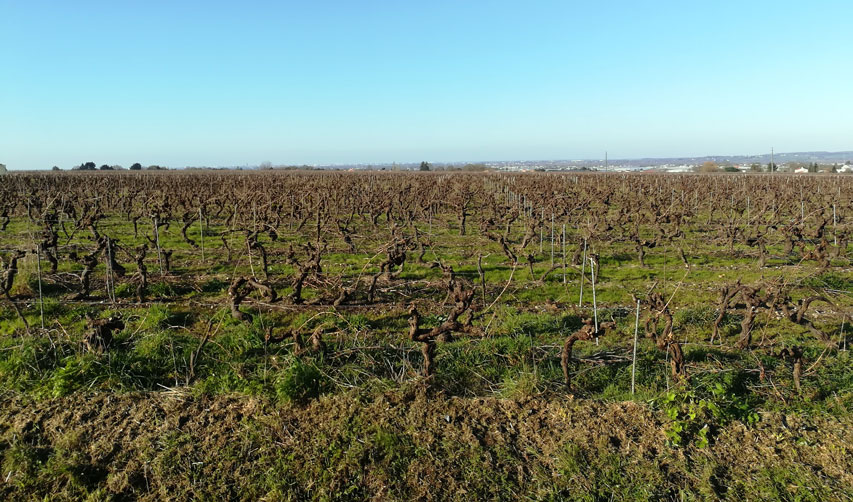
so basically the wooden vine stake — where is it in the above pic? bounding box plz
[590,256,599,344]
[631,299,639,395]
[561,223,567,284]
[26,205,45,330]
[477,254,486,309]
[199,207,205,263]
[578,239,587,307]
[746,196,750,223]
[539,208,544,253]
[550,212,555,267]
[153,217,163,276]
[105,238,115,303]
[36,246,45,329]
[833,204,837,246]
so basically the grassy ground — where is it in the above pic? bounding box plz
[2,389,852,501]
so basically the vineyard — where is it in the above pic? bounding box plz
[1,171,852,501]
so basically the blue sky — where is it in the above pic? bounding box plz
[1,1,852,169]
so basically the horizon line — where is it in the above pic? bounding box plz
[3,149,853,171]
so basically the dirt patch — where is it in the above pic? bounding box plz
[1,390,851,501]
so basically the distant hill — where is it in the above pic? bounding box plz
[309,151,853,171]
[478,151,853,170]
[619,151,853,166]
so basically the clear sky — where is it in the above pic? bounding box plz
[2,1,852,169]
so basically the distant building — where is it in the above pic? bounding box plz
[666,164,693,173]
[794,167,809,174]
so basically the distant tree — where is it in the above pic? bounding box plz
[130,163,142,170]
[0,164,6,174]
[146,165,164,170]
[259,161,273,170]
[99,164,113,170]
[694,161,719,173]
[750,163,762,171]
[767,162,777,172]
[419,161,431,171]
[76,161,97,171]
[723,166,739,172]
[51,166,60,171]
[831,163,838,173]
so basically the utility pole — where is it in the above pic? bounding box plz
[605,151,608,172]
